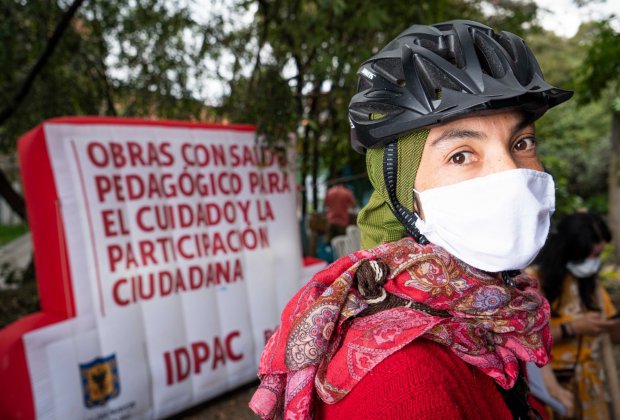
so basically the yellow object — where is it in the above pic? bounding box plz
[549,275,617,420]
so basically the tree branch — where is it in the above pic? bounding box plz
[0,0,87,125]
[249,0,271,91]
[0,0,87,221]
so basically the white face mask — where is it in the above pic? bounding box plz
[566,258,601,278]
[414,168,555,272]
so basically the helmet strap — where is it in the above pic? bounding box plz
[383,142,429,245]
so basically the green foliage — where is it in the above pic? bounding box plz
[0,224,28,247]
[576,19,620,103]
[483,0,539,36]
[93,0,207,118]
[220,65,298,148]
[0,1,103,152]
[572,18,620,259]
[537,99,611,216]
[529,25,617,219]
[0,0,208,153]
[526,29,583,88]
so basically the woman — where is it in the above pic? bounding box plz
[536,213,620,419]
[250,19,572,419]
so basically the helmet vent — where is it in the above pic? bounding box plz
[350,102,403,122]
[418,36,461,68]
[444,35,465,68]
[416,57,462,95]
[374,58,405,81]
[495,33,517,62]
[473,32,506,78]
[415,57,440,100]
[358,77,372,92]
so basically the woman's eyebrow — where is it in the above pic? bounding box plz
[430,116,535,148]
[512,117,535,135]
[430,129,484,147]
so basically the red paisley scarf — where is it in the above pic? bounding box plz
[250,238,551,420]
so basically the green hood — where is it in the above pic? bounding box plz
[357,129,429,249]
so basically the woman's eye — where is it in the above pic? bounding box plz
[449,151,471,165]
[513,137,537,152]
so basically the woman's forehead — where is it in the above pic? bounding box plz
[427,111,534,144]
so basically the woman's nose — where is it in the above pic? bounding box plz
[486,148,518,174]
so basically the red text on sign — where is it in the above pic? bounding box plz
[163,331,244,385]
[87,141,175,168]
[112,258,244,306]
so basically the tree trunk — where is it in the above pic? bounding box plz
[0,0,87,222]
[0,172,25,220]
[608,111,620,261]
[311,130,319,211]
[300,125,309,219]
[307,84,323,212]
[0,0,87,125]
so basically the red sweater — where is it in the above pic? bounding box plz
[316,339,512,419]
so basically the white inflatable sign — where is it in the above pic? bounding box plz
[0,118,324,419]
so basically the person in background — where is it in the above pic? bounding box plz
[535,212,620,419]
[324,182,356,241]
[250,19,572,419]
[526,362,574,418]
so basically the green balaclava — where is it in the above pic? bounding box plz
[357,129,429,249]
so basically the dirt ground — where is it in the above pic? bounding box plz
[170,381,259,420]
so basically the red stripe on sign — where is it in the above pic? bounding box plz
[45,116,256,132]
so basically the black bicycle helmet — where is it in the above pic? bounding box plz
[349,19,573,152]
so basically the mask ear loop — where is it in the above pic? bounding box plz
[383,141,429,245]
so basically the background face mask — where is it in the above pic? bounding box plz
[414,168,555,273]
[566,257,601,278]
